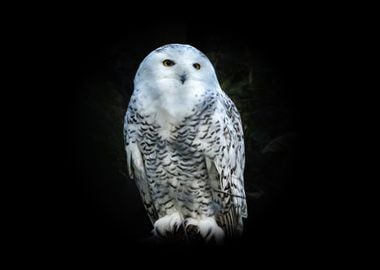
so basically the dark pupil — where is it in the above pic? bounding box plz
[194,63,200,69]
[166,60,172,66]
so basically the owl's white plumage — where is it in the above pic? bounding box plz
[124,44,247,243]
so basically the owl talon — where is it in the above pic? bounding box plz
[174,223,182,233]
[185,225,203,243]
[153,212,183,239]
[185,217,225,244]
[186,224,199,234]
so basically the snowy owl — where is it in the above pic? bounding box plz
[124,44,247,243]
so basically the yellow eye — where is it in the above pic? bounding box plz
[163,59,175,67]
[193,63,201,70]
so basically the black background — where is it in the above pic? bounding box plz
[1,2,359,265]
[42,12,327,261]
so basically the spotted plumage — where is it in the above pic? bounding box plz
[124,44,247,243]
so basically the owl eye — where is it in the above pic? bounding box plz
[193,63,201,70]
[163,59,175,67]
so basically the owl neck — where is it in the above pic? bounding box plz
[136,83,206,128]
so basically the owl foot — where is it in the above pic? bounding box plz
[185,217,225,244]
[153,212,183,239]
[185,224,204,243]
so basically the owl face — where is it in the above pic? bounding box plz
[135,44,219,93]
[133,44,220,124]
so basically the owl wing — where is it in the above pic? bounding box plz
[124,103,159,225]
[202,91,247,237]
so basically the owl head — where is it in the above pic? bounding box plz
[134,44,220,93]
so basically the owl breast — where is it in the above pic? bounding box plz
[137,92,218,218]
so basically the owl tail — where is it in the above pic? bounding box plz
[217,208,244,239]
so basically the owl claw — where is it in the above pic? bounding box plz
[185,224,203,243]
[153,212,183,238]
[185,217,225,244]
[186,224,199,234]
[173,223,182,233]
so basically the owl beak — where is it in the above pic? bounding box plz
[179,73,187,84]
